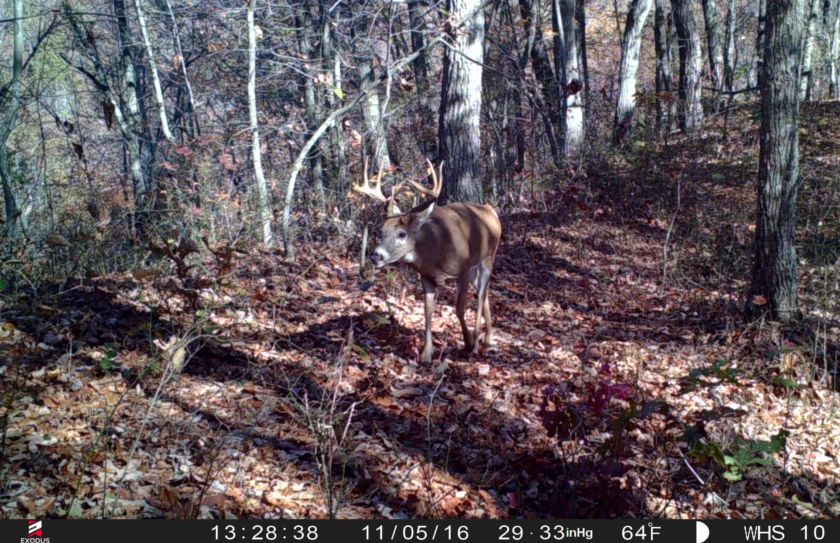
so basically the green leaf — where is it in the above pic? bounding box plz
[333,86,345,99]
[723,470,743,482]
[0,277,8,291]
[772,376,801,389]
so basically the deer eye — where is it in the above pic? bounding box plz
[397,231,407,239]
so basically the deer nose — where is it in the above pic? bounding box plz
[369,252,383,265]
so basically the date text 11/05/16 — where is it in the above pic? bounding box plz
[363,524,470,541]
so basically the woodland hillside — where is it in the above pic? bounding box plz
[1,0,839,519]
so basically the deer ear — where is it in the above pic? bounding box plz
[414,201,435,226]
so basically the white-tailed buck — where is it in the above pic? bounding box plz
[353,159,502,362]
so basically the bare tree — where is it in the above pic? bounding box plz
[655,0,676,131]
[701,0,725,101]
[830,0,840,97]
[0,0,24,238]
[63,0,156,236]
[134,0,174,142]
[560,0,584,155]
[751,0,767,90]
[723,0,737,94]
[672,0,704,132]
[407,0,435,158]
[518,0,563,166]
[613,0,653,145]
[801,0,821,100]
[438,0,485,203]
[294,1,326,212]
[749,0,806,322]
[247,0,273,245]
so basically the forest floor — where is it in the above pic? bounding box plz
[1,103,839,519]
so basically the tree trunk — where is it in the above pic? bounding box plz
[407,0,435,158]
[560,0,584,155]
[113,0,153,232]
[701,0,725,100]
[672,0,704,132]
[518,0,562,167]
[749,0,805,322]
[438,0,485,204]
[134,0,174,142]
[295,5,326,213]
[801,0,820,100]
[0,0,24,238]
[655,0,676,132]
[577,0,591,114]
[551,0,567,152]
[355,7,392,174]
[321,2,347,199]
[613,0,653,145]
[247,0,274,245]
[751,0,767,90]
[723,0,737,93]
[830,0,840,97]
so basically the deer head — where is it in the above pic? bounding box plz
[352,158,443,268]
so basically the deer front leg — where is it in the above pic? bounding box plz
[456,272,474,352]
[420,278,436,363]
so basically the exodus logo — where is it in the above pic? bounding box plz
[21,520,50,543]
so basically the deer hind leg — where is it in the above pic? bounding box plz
[471,260,492,355]
[456,272,474,351]
[482,291,493,347]
[421,278,437,363]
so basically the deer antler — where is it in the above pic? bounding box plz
[408,159,444,200]
[351,157,388,202]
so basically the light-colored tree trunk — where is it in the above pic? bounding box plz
[438,0,485,203]
[359,59,391,172]
[134,0,174,142]
[560,0,584,155]
[749,0,806,322]
[162,0,200,136]
[247,0,274,245]
[613,0,653,145]
[355,5,392,175]
[830,0,840,97]
[801,0,820,100]
[672,0,704,132]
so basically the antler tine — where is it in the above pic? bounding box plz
[431,159,443,198]
[408,158,444,200]
[351,156,388,202]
